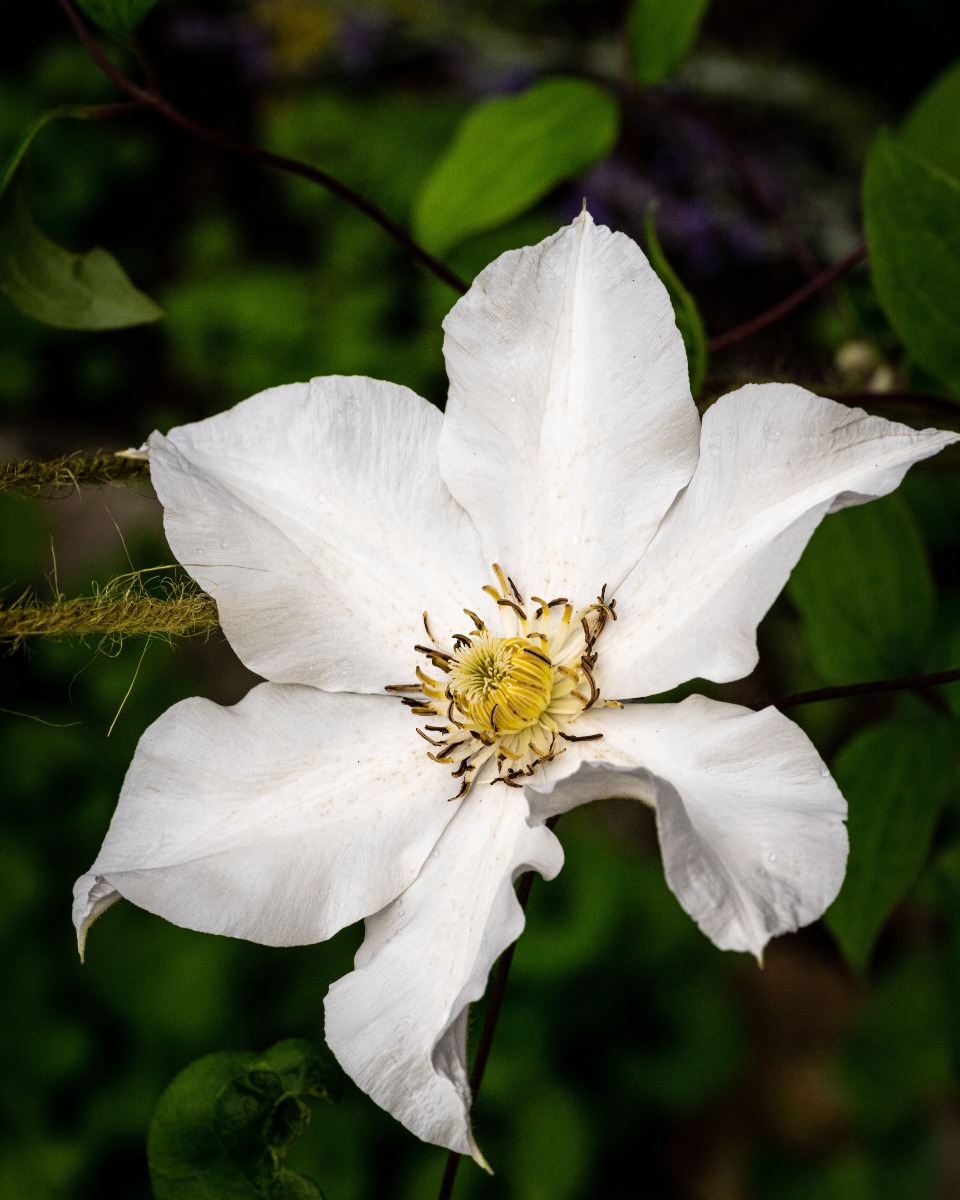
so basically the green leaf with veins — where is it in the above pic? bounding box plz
[413,77,619,257]
[827,715,958,973]
[863,130,960,393]
[787,492,934,684]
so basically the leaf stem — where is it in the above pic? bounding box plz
[709,242,866,352]
[56,0,469,296]
[761,666,960,710]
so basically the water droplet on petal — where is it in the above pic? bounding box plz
[508,395,517,404]
[762,421,782,442]
[819,766,830,778]
[767,852,777,863]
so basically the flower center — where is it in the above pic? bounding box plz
[387,565,620,800]
[448,634,553,735]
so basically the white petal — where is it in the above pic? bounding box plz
[324,788,563,1162]
[605,384,959,698]
[439,211,700,601]
[526,697,847,959]
[150,377,487,692]
[73,684,460,950]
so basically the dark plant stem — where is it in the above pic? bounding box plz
[436,825,555,1200]
[57,0,468,296]
[761,666,960,710]
[709,243,867,352]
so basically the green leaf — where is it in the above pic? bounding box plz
[863,129,960,393]
[77,0,160,37]
[901,58,960,181]
[628,0,712,85]
[827,715,959,972]
[413,77,619,256]
[643,206,708,396]
[0,188,163,330]
[787,492,934,684]
[1,106,99,201]
[148,1038,344,1200]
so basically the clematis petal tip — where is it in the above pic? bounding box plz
[470,1134,493,1175]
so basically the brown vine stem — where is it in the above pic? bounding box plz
[709,242,867,353]
[57,0,469,296]
[762,666,960,710]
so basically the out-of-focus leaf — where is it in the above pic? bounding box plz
[628,0,712,85]
[901,58,960,180]
[0,188,162,330]
[412,77,619,256]
[77,0,160,37]
[863,130,960,393]
[0,105,101,199]
[841,947,954,1128]
[643,207,708,396]
[937,612,960,722]
[787,492,934,684]
[826,716,958,972]
[147,1038,344,1200]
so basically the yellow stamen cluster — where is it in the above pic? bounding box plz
[387,565,619,800]
[448,634,553,734]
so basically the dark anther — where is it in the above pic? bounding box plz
[448,779,470,802]
[522,646,552,666]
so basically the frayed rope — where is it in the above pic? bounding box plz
[0,580,219,650]
[0,452,150,495]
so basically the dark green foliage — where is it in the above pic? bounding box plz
[901,58,960,179]
[77,0,160,38]
[864,131,960,394]
[0,106,163,330]
[628,0,713,84]
[148,1040,344,1200]
[826,715,959,971]
[0,186,163,329]
[787,493,934,684]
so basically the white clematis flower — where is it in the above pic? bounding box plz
[74,212,956,1165]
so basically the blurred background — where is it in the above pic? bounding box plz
[2,1,960,1197]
